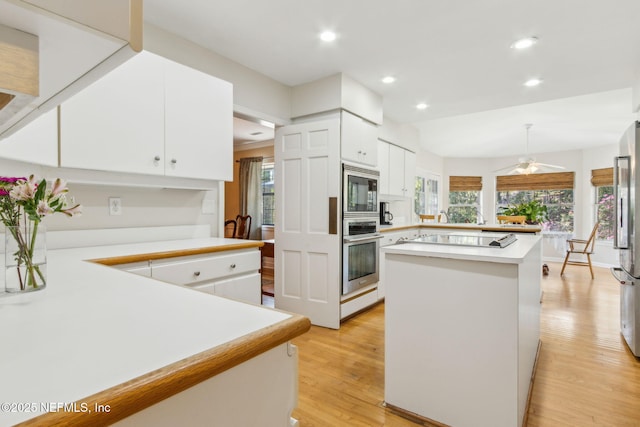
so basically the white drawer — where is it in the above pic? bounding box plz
[151,250,260,286]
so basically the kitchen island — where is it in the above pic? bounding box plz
[382,232,541,427]
[0,238,310,426]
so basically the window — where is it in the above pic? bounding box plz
[448,176,482,223]
[415,173,439,217]
[261,162,275,226]
[591,167,614,240]
[496,189,574,231]
[449,191,481,223]
[496,172,575,232]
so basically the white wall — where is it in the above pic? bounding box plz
[0,158,219,235]
[441,144,618,265]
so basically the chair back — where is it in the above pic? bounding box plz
[583,221,600,254]
[235,215,252,239]
[224,219,237,238]
[419,214,440,223]
[497,215,526,224]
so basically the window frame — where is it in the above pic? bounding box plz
[261,161,275,226]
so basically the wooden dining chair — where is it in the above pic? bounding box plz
[419,214,441,223]
[235,215,252,239]
[560,222,599,279]
[224,219,237,238]
[496,215,526,225]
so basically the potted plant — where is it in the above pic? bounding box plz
[501,199,548,224]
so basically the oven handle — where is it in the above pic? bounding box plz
[343,234,383,243]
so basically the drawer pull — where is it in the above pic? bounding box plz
[193,271,201,277]
[230,263,236,269]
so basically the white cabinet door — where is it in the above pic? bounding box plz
[164,60,233,180]
[377,140,390,195]
[341,110,378,167]
[0,108,58,166]
[275,119,341,329]
[387,143,416,197]
[211,273,261,305]
[388,143,406,196]
[59,51,166,175]
[404,150,416,197]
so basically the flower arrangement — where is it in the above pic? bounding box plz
[0,175,81,292]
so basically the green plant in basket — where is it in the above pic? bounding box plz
[501,199,548,224]
[0,175,81,291]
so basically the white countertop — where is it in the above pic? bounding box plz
[382,232,542,264]
[0,238,293,426]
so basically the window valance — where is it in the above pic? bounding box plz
[496,172,575,191]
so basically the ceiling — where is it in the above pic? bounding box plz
[144,0,640,158]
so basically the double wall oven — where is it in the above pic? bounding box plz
[342,164,382,295]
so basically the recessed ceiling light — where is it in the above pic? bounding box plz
[523,78,543,87]
[382,76,396,84]
[511,37,538,50]
[416,103,429,110]
[319,31,337,42]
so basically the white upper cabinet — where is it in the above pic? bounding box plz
[60,52,165,175]
[380,140,416,197]
[0,108,58,166]
[164,59,233,181]
[378,140,390,194]
[60,51,233,181]
[341,110,378,167]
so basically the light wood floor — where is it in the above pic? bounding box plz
[290,263,640,426]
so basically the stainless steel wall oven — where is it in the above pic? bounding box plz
[342,218,381,295]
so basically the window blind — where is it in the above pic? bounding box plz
[449,176,482,191]
[590,167,613,187]
[496,171,575,191]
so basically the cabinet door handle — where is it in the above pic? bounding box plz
[154,155,161,162]
[362,151,366,156]
[193,271,201,277]
[171,158,177,164]
[230,263,236,269]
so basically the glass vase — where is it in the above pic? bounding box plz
[5,222,46,293]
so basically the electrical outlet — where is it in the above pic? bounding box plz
[109,197,122,216]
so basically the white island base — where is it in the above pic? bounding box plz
[383,235,541,427]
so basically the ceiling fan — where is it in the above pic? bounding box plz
[494,123,565,175]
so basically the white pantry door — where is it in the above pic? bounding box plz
[275,119,341,329]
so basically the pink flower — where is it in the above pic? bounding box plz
[50,178,68,197]
[9,180,36,201]
[61,204,82,217]
[36,200,53,216]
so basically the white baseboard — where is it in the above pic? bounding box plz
[543,256,616,269]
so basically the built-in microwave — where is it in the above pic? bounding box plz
[343,164,379,218]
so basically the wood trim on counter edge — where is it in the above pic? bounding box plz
[90,241,265,266]
[16,313,311,427]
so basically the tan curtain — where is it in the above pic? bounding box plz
[449,176,482,191]
[496,171,575,191]
[239,156,263,240]
[591,167,613,186]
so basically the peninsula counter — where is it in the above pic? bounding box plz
[0,238,310,426]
